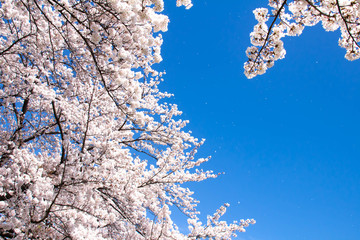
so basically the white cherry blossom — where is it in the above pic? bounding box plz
[0,0,254,239]
[245,0,360,78]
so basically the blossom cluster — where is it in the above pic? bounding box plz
[245,0,360,78]
[0,0,254,239]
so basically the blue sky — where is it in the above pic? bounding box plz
[158,1,360,239]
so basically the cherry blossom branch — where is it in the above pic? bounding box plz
[248,0,287,74]
[336,0,360,48]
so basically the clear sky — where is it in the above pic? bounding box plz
[158,1,360,239]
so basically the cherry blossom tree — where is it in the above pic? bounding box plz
[245,0,360,78]
[0,0,255,239]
